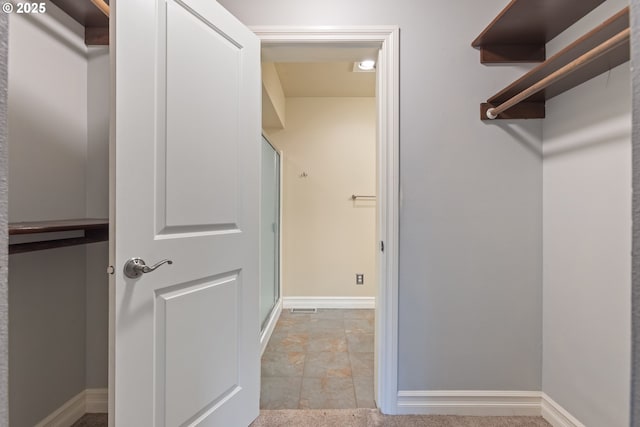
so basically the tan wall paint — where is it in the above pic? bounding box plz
[262,62,286,129]
[266,97,377,297]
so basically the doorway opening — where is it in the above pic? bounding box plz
[261,61,377,409]
[254,27,399,414]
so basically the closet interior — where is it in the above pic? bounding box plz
[7,1,110,425]
[3,0,633,425]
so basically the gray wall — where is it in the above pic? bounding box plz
[542,64,631,427]
[542,4,631,427]
[631,0,640,424]
[0,9,8,427]
[86,47,110,389]
[9,250,87,426]
[218,0,544,391]
[7,8,88,427]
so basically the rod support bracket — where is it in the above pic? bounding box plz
[486,109,498,120]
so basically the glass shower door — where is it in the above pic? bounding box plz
[260,136,280,330]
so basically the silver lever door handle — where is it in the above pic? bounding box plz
[124,257,173,279]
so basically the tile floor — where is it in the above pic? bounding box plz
[260,308,375,410]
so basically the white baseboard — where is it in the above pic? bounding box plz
[541,393,585,427]
[396,390,542,416]
[85,388,109,413]
[396,390,584,425]
[260,298,283,356]
[283,296,375,309]
[35,388,108,427]
[35,390,86,427]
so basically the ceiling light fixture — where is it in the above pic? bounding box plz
[357,60,376,71]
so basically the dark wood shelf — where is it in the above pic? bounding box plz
[9,219,108,254]
[472,0,606,63]
[480,7,629,120]
[50,0,109,46]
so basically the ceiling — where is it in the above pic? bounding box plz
[274,62,376,97]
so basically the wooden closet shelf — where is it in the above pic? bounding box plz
[50,0,109,46]
[480,7,629,121]
[472,0,606,63]
[9,219,108,254]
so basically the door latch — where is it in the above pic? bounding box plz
[124,257,173,279]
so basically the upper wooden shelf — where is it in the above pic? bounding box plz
[480,7,629,120]
[9,219,108,254]
[472,0,606,63]
[50,0,109,46]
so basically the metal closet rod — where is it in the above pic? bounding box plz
[351,194,376,200]
[486,27,630,120]
[91,0,110,17]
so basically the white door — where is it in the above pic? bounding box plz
[110,0,261,425]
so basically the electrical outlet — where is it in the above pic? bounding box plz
[356,274,364,285]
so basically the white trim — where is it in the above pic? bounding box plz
[253,25,401,42]
[35,391,86,427]
[396,390,542,416]
[252,26,400,415]
[260,298,283,356]
[396,390,585,426]
[541,393,585,427]
[35,388,108,427]
[283,296,375,309]
[375,25,400,416]
[85,388,109,413]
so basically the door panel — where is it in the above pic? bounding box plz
[112,0,261,425]
[163,0,240,230]
[158,273,239,426]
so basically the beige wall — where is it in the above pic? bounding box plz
[262,62,286,129]
[266,97,377,297]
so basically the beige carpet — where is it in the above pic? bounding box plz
[250,409,552,427]
[71,413,107,426]
[72,409,553,426]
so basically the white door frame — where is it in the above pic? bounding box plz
[251,26,400,414]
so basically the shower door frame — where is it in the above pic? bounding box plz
[259,133,284,355]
